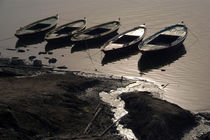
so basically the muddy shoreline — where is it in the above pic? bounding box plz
[0,62,208,139]
[0,72,132,140]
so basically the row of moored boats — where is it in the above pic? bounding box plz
[15,14,188,55]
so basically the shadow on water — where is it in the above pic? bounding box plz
[15,36,45,48]
[71,41,105,53]
[71,32,118,53]
[138,45,187,72]
[45,41,74,52]
[101,45,140,65]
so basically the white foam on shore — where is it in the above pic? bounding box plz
[99,80,163,140]
[62,71,210,139]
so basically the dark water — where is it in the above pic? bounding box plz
[1,0,210,112]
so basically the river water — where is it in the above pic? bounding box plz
[0,0,210,112]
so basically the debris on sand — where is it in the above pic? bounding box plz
[48,58,57,64]
[33,59,43,67]
[17,49,25,53]
[57,66,67,69]
[29,56,36,61]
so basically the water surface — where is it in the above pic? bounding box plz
[0,0,210,112]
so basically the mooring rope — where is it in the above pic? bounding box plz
[83,49,102,60]
[0,36,15,42]
[84,41,95,65]
[59,17,71,22]
[185,26,199,52]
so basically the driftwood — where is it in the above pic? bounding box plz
[83,104,102,134]
[99,117,121,137]
[162,83,169,89]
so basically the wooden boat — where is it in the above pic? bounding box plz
[45,19,86,42]
[101,24,146,54]
[15,15,58,38]
[71,20,120,43]
[139,22,187,54]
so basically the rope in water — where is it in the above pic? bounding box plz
[84,41,96,65]
[184,26,199,52]
[0,36,15,42]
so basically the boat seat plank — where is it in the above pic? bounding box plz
[113,35,139,44]
[163,26,186,36]
[104,43,124,51]
[125,29,144,36]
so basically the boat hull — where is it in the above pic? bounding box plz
[74,29,119,45]
[71,21,120,44]
[102,25,146,55]
[139,23,187,55]
[15,15,58,39]
[102,40,140,55]
[45,19,86,43]
[140,38,186,55]
[15,25,57,39]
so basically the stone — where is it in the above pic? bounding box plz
[17,49,25,53]
[48,52,53,55]
[29,56,36,61]
[0,58,10,65]
[48,58,57,64]
[38,52,47,55]
[11,58,25,65]
[33,60,43,67]
[199,132,210,140]
[57,66,67,69]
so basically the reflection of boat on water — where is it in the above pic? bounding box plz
[139,22,187,55]
[138,45,186,72]
[71,40,106,53]
[101,24,146,54]
[15,37,45,48]
[15,15,58,39]
[45,42,73,52]
[101,47,139,65]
